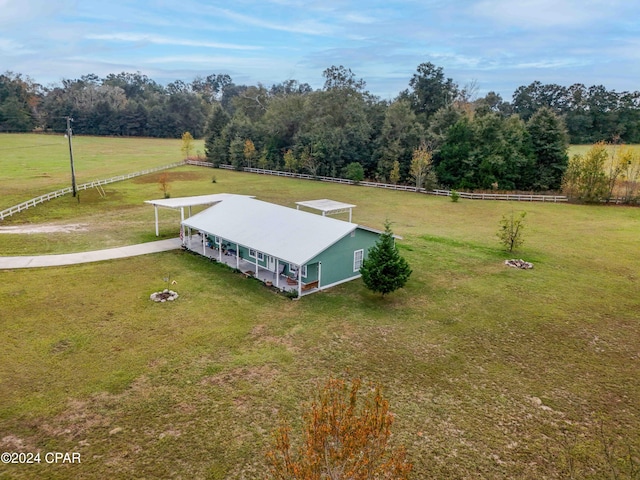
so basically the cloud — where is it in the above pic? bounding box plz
[86,33,262,51]
[203,6,336,36]
[470,0,621,28]
[0,38,35,55]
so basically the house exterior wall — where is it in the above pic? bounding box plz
[203,227,381,291]
[308,227,380,287]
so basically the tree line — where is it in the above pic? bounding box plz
[2,65,639,191]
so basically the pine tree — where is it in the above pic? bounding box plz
[360,221,412,296]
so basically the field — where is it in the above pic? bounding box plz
[569,144,640,158]
[1,135,639,479]
[0,133,205,211]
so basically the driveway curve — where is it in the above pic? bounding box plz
[0,238,182,269]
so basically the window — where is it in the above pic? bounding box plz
[353,249,364,272]
[289,264,307,278]
[249,249,264,261]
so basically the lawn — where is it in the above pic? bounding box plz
[0,133,204,210]
[1,138,639,479]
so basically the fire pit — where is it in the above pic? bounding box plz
[150,289,179,302]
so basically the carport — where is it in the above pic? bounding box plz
[144,193,252,237]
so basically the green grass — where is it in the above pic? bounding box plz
[1,138,640,478]
[569,143,640,158]
[0,133,204,210]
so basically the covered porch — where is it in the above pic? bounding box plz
[183,231,320,297]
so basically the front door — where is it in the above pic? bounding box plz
[267,256,276,272]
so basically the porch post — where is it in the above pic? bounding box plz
[318,261,322,289]
[255,255,259,276]
[298,265,302,297]
[202,232,206,255]
[154,205,159,236]
[180,207,185,245]
[219,237,222,262]
[236,243,239,270]
[275,260,280,289]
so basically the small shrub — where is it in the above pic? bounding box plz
[450,190,460,202]
[497,211,526,252]
[284,289,299,299]
[265,377,412,479]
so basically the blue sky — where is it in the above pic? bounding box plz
[1,0,638,101]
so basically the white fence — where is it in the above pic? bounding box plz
[0,162,184,221]
[1,159,569,221]
[186,160,569,202]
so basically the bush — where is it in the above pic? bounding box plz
[497,211,526,252]
[344,162,365,184]
[265,378,412,479]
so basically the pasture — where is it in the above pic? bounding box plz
[0,135,639,479]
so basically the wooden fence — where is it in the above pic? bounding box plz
[186,160,569,202]
[0,160,570,221]
[0,162,184,221]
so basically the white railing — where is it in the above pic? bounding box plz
[432,189,568,202]
[185,161,569,203]
[0,162,185,221]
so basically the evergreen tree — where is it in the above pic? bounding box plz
[527,107,570,191]
[360,222,411,296]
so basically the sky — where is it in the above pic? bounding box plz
[1,0,638,101]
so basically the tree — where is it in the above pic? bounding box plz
[158,172,171,199]
[562,143,609,203]
[243,139,257,168]
[497,211,526,252]
[322,65,366,92]
[409,143,435,190]
[344,162,364,184]
[204,104,230,165]
[404,62,458,124]
[265,377,412,479]
[527,107,570,191]
[617,147,640,203]
[228,136,246,170]
[360,221,412,296]
[389,160,401,185]
[374,99,423,183]
[181,131,194,158]
[283,149,299,172]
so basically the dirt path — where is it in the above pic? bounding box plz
[0,223,88,234]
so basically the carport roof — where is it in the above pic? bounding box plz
[144,193,251,209]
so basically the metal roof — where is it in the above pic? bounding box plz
[182,196,359,265]
[144,193,251,209]
[295,199,356,213]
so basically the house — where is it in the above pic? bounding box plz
[180,195,383,297]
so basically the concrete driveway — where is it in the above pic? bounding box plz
[0,238,182,269]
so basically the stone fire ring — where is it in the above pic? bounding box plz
[150,289,179,302]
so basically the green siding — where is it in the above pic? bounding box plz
[307,228,380,287]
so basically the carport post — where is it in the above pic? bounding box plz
[154,205,159,236]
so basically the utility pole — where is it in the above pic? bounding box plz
[66,116,77,197]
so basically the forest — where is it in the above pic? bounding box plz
[2,64,639,191]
